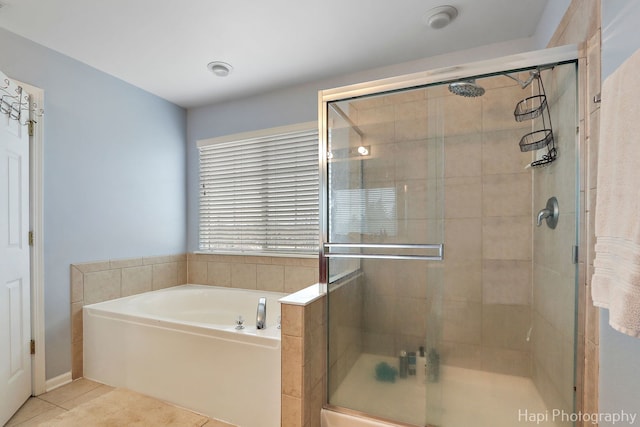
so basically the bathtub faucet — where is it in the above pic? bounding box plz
[256,297,267,329]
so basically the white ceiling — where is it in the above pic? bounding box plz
[0,0,550,108]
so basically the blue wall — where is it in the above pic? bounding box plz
[599,1,640,423]
[0,28,187,378]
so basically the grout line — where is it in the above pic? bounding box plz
[37,396,71,412]
[7,398,68,427]
[16,383,218,426]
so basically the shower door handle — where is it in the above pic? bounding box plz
[323,243,444,261]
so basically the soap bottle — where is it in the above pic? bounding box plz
[427,348,440,383]
[408,351,417,376]
[417,346,427,384]
[399,350,408,378]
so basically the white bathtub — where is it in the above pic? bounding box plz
[83,284,285,427]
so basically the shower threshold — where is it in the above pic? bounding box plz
[330,353,567,427]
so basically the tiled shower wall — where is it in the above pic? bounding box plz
[531,64,578,416]
[327,274,364,398]
[440,76,534,376]
[547,0,601,422]
[343,89,443,361]
[71,252,318,379]
[347,77,536,376]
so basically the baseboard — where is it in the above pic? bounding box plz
[45,371,72,392]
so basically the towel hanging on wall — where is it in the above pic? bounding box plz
[592,47,640,338]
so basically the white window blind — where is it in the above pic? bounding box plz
[198,123,319,254]
[331,187,397,237]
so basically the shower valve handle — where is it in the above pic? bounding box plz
[536,197,559,229]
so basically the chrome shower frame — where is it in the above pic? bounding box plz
[316,44,580,426]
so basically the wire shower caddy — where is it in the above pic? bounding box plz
[514,71,556,168]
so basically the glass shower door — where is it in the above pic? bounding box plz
[320,49,579,427]
[323,90,445,426]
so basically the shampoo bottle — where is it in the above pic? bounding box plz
[399,350,408,378]
[427,348,440,383]
[417,346,427,384]
[408,351,417,376]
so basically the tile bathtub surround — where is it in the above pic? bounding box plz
[72,252,319,380]
[70,254,188,379]
[187,253,318,294]
[281,292,326,427]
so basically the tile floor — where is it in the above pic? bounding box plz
[5,378,234,427]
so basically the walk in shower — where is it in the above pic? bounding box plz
[320,47,579,427]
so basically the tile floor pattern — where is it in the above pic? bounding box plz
[5,378,235,427]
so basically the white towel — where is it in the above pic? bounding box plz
[592,47,640,338]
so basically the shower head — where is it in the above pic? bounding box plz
[448,79,485,97]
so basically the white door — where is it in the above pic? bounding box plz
[0,72,32,425]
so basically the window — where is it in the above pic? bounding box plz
[198,123,319,255]
[331,187,397,237]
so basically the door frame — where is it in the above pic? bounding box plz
[16,80,46,396]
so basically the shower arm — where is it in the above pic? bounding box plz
[504,70,540,89]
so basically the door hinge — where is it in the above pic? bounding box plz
[28,120,35,137]
[572,245,579,264]
[28,231,34,246]
[30,339,35,355]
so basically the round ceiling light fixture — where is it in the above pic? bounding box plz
[357,146,369,156]
[424,5,458,30]
[207,61,233,77]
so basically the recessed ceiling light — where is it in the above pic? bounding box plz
[424,5,458,30]
[207,61,233,77]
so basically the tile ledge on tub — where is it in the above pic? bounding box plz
[192,250,317,259]
[279,283,324,306]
